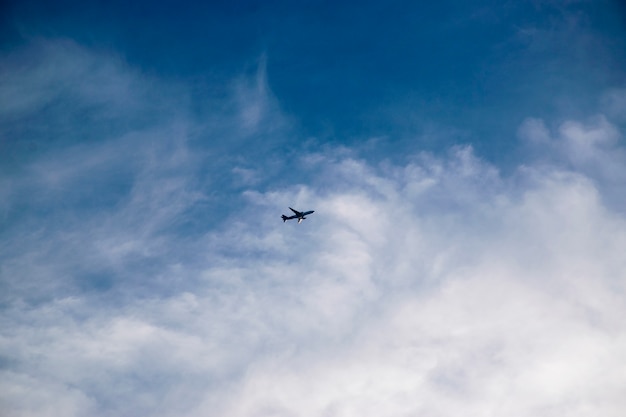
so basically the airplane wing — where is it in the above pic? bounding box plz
[289,207,302,216]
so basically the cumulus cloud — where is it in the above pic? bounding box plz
[1,39,626,417]
[518,114,626,210]
[201,143,626,417]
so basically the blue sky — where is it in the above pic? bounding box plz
[1,1,626,416]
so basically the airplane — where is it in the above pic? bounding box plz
[281,207,315,223]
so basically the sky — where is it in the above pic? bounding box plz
[1,0,626,416]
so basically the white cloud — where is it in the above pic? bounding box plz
[197,148,626,417]
[1,39,626,417]
[518,114,626,210]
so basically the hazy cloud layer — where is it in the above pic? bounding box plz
[1,39,626,417]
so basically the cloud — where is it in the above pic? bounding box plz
[200,143,626,417]
[1,39,626,417]
[518,114,626,209]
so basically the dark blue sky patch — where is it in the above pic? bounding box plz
[3,0,625,165]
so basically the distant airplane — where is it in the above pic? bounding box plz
[282,207,315,223]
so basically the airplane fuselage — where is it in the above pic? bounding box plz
[282,207,315,223]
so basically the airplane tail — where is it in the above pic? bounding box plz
[281,215,288,222]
